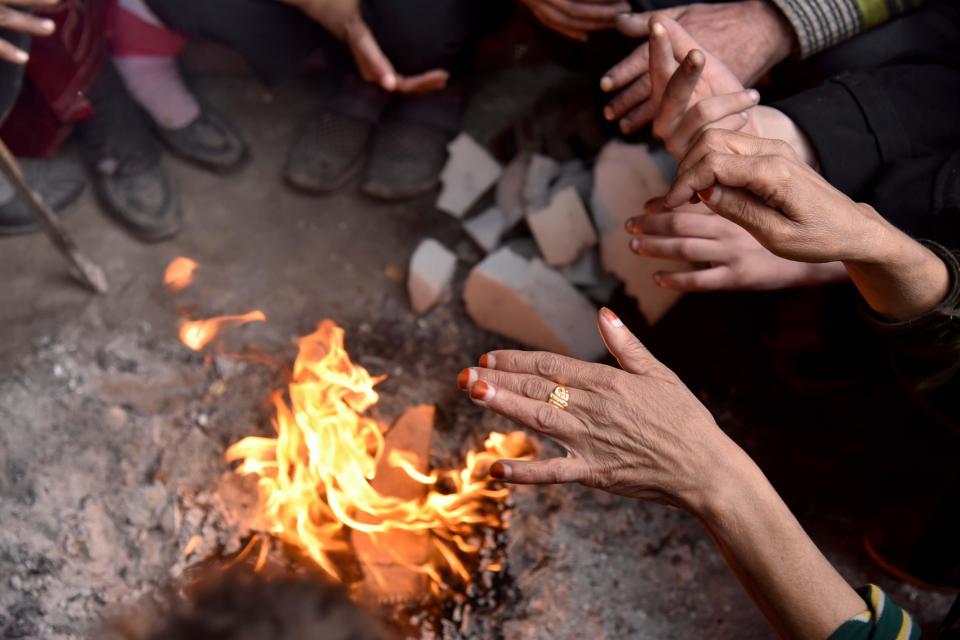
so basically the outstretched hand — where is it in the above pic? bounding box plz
[520,0,631,42]
[0,0,57,64]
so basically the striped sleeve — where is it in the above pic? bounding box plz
[768,0,926,57]
[828,585,921,640]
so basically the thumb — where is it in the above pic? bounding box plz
[597,308,655,375]
[614,11,653,38]
[698,184,781,244]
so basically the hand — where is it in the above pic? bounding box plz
[645,17,759,155]
[456,308,746,512]
[0,0,57,64]
[625,201,848,291]
[282,0,448,93]
[601,1,795,132]
[520,0,631,42]
[667,129,951,320]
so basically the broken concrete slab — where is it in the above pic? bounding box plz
[496,154,529,228]
[463,207,508,254]
[522,154,560,211]
[503,237,540,261]
[550,158,593,204]
[561,250,601,288]
[526,186,598,268]
[592,141,682,325]
[407,239,457,315]
[463,248,606,361]
[584,272,621,304]
[436,133,503,219]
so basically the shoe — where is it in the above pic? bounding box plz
[0,157,85,236]
[77,62,180,242]
[361,118,449,201]
[157,108,248,172]
[284,110,373,194]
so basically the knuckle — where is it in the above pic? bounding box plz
[535,354,564,380]
[701,127,724,149]
[703,151,723,171]
[521,376,546,400]
[534,404,558,433]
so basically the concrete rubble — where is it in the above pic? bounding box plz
[463,247,606,361]
[522,153,560,211]
[496,154,530,227]
[437,133,503,219]
[526,186,597,268]
[463,207,509,254]
[550,158,593,204]
[407,238,457,315]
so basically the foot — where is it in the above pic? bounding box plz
[284,110,373,194]
[0,157,85,236]
[361,118,449,201]
[157,108,248,172]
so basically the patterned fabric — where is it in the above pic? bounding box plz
[769,0,926,57]
[829,585,921,640]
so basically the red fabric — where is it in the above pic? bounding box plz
[110,2,186,57]
[0,0,109,158]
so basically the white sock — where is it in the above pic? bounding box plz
[113,55,201,130]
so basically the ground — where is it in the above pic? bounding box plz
[0,63,955,640]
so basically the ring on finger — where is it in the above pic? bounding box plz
[547,385,570,411]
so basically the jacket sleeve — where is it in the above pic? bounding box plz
[768,0,926,57]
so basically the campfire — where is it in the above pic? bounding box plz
[164,258,535,608]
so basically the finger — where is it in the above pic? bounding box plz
[630,235,726,262]
[548,0,631,22]
[0,7,56,37]
[349,23,398,91]
[478,350,615,388]
[490,457,583,484]
[647,19,676,105]
[395,69,449,94]
[458,367,593,420]
[533,7,590,41]
[671,91,757,153]
[696,183,786,242]
[655,14,701,58]
[676,128,797,180]
[596,308,657,375]
[666,151,786,208]
[653,49,703,142]
[2,0,60,5]
[618,98,656,133]
[653,266,736,291]
[601,44,649,93]
[538,3,616,31]
[0,38,29,64]
[613,11,654,38]
[468,380,587,442]
[625,211,725,239]
[603,74,651,121]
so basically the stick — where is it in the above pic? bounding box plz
[0,140,108,294]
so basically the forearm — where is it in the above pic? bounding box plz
[692,446,865,639]
[278,0,357,38]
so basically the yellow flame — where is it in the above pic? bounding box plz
[163,257,198,292]
[179,311,266,351]
[225,320,533,591]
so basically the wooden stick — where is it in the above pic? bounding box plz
[0,140,108,294]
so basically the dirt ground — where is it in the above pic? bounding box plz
[0,65,955,640]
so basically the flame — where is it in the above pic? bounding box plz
[164,257,198,292]
[225,320,532,592]
[179,311,266,351]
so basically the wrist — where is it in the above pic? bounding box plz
[678,432,765,521]
[752,0,797,64]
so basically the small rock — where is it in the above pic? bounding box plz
[463,207,508,253]
[526,187,598,267]
[496,154,529,227]
[550,158,593,204]
[561,250,601,287]
[408,239,458,315]
[503,237,540,261]
[436,133,502,219]
[523,153,560,210]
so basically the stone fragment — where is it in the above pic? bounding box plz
[592,141,681,325]
[526,186,597,268]
[550,158,593,204]
[503,237,540,261]
[407,239,457,315]
[584,272,621,304]
[496,154,529,227]
[463,207,508,253]
[523,153,560,210]
[436,133,502,218]
[561,250,601,287]
[463,248,606,361]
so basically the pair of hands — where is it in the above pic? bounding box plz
[0,0,57,64]
[282,0,448,93]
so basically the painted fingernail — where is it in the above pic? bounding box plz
[490,461,511,480]
[457,367,477,390]
[40,19,55,32]
[630,237,645,254]
[479,353,496,369]
[470,380,496,403]
[600,307,624,327]
[625,216,642,233]
[600,75,614,92]
[697,185,720,205]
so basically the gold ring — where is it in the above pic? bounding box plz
[548,385,570,410]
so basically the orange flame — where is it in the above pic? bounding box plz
[179,311,266,351]
[163,257,198,292]
[225,320,532,592]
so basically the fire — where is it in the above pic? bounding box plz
[163,256,198,292]
[224,320,532,594]
[179,311,266,351]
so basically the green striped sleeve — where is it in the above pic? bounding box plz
[828,585,921,640]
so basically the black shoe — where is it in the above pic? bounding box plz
[361,117,449,201]
[157,108,248,172]
[284,109,373,194]
[77,62,180,242]
[0,157,85,236]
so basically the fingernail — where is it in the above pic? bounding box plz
[13,49,28,63]
[603,106,615,121]
[748,89,760,102]
[382,73,396,90]
[41,19,55,32]
[630,237,645,254]
[600,307,624,327]
[490,461,511,480]
[625,216,642,232]
[740,111,749,120]
[479,353,496,369]
[600,75,614,92]
[470,380,496,403]
[651,22,665,37]
[457,367,477,390]
[697,185,720,205]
